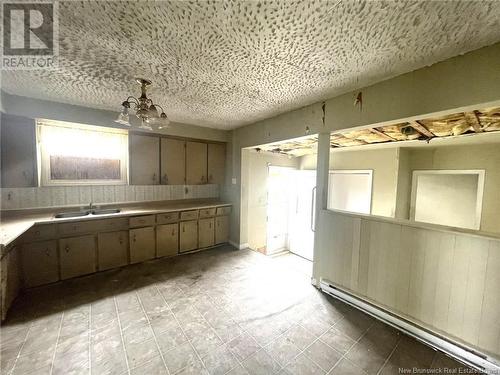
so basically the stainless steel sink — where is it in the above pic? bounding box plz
[91,208,121,215]
[54,211,90,218]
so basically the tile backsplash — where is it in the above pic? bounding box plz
[0,185,219,210]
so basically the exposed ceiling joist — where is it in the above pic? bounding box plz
[464,111,483,133]
[370,128,396,141]
[253,106,500,156]
[409,121,435,138]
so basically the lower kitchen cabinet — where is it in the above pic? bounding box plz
[156,223,178,258]
[130,227,155,264]
[1,249,20,320]
[215,216,229,244]
[59,235,96,280]
[98,231,129,271]
[198,218,215,248]
[21,240,59,287]
[179,220,198,253]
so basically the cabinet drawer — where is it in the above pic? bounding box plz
[59,220,97,237]
[95,218,128,232]
[216,206,231,216]
[199,208,216,218]
[180,210,199,221]
[129,215,156,228]
[156,212,180,224]
[22,225,57,242]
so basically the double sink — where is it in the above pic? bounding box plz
[54,208,121,219]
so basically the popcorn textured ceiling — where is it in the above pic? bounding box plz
[2,1,500,129]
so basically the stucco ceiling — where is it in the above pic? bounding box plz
[2,1,500,130]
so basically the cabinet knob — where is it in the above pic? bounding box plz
[171,230,175,236]
[182,225,185,233]
[35,230,40,236]
[45,249,50,256]
[133,234,136,242]
[209,222,212,229]
[119,237,123,244]
[201,175,205,183]
[153,173,157,182]
[163,174,168,184]
[65,245,70,253]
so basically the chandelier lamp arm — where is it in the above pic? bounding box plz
[124,96,139,107]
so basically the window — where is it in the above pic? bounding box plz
[410,170,485,230]
[327,170,373,214]
[37,120,128,186]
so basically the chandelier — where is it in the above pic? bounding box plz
[115,78,170,130]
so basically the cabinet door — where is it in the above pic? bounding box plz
[21,240,59,288]
[198,218,215,248]
[160,138,185,185]
[129,227,156,264]
[186,141,208,185]
[215,216,229,244]
[98,231,129,271]
[156,223,178,258]
[179,220,198,253]
[59,235,96,280]
[129,134,160,185]
[0,113,37,187]
[207,143,225,185]
[1,249,20,320]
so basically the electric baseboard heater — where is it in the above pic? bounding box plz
[320,280,500,374]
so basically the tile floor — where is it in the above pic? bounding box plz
[1,245,471,375]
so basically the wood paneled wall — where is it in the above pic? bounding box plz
[316,210,500,360]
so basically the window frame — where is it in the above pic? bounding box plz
[327,169,374,214]
[409,169,485,230]
[37,120,129,187]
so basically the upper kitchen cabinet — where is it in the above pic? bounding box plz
[129,133,160,185]
[1,113,37,187]
[186,141,208,185]
[207,143,225,185]
[161,138,185,185]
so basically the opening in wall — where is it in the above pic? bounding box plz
[410,170,485,230]
[327,170,373,214]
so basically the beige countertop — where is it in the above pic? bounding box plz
[0,199,231,250]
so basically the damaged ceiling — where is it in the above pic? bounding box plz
[254,107,500,155]
[1,1,500,129]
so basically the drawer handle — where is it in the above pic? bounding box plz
[182,225,185,233]
[209,222,212,229]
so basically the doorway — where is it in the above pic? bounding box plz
[266,166,316,261]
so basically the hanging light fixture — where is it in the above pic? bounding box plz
[115,78,170,130]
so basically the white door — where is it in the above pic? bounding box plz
[288,170,316,261]
[266,166,294,254]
